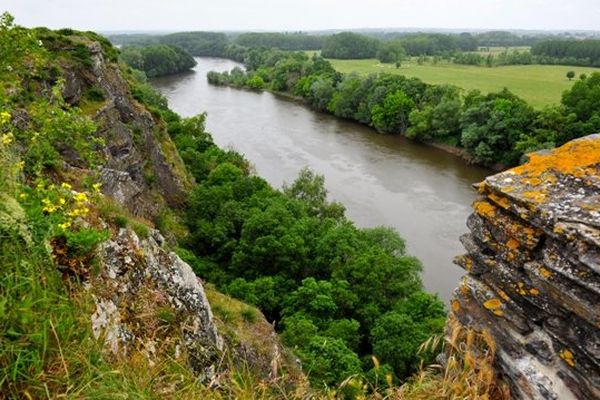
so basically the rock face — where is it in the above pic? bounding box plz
[452,134,600,399]
[62,39,191,217]
[92,228,223,381]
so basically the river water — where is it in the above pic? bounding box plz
[151,57,490,302]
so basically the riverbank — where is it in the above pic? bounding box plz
[237,85,503,171]
[152,57,491,301]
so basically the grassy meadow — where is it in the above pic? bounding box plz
[326,58,599,108]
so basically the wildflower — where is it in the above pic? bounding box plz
[92,182,102,193]
[36,182,45,191]
[58,221,71,230]
[1,132,14,145]
[16,161,25,170]
[67,207,89,217]
[19,193,27,199]
[0,111,10,125]
[42,198,57,213]
[58,198,66,206]
[73,192,88,203]
[60,182,72,190]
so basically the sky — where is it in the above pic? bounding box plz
[3,0,600,32]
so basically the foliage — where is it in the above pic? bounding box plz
[234,32,324,51]
[321,32,380,59]
[532,39,600,66]
[371,90,415,134]
[121,44,197,77]
[148,76,440,384]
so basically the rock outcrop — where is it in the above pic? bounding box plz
[92,227,223,381]
[62,39,191,217]
[452,134,600,399]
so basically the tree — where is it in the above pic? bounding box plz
[371,90,415,134]
[566,71,575,80]
[298,336,362,387]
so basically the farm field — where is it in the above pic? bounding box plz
[327,58,599,108]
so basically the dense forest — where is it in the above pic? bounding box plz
[532,39,600,66]
[120,44,197,77]
[321,32,381,59]
[234,32,324,50]
[207,48,600,167]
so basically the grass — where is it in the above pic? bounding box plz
[327,58,600,108]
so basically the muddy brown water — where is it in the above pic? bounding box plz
[151,57,491,302]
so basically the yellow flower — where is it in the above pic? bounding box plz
[1,132,14,146]
[73,192,88,203]
[19,193,27,199]
[0,111,10,125]
[58,221,71,230]
[41,198,58,213]
[92,183,102,193]
[16,161,25,170]
[58,198,66,206]
[60,182,72,190]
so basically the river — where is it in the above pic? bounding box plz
[151,57,491,302]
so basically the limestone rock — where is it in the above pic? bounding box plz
[92,228,222,381]
[60,38,191,217]
[453,134,600,399]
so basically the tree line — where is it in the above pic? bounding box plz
[207,48,600,167]
[130,77,447,388]
[110,30,600,67]
[120,44,197,77]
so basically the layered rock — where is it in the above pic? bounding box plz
[91,227,223,381]
[452,134,600,399]
[62,38,191,217]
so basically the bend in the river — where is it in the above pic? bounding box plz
[151,57,490,302]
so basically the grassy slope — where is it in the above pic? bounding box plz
[327,58,599,108]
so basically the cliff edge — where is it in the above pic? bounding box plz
[453,134,600,399]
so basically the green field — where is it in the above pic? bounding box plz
[327,58,599,108]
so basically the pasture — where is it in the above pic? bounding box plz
[327,58,599,108]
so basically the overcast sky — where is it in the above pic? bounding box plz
[3,0,600,32]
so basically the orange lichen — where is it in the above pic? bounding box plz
[488,193,511,209]
[539,267,553,279]
[512,136,600,178]
[559,349,576,367]
[529,288,540,296]
[483,299,503,311]
[521,190,548,204]
[498,290,510,301]
[451,300,461,313]
[474,201,497,219]
[506,238,519,250]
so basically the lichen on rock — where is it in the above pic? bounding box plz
[452,134,600,399]
[92,227,222,381]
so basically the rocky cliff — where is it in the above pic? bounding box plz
[452,134,600,399]
[60,36,192,217]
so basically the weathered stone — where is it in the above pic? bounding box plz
[452,135,600,399]
[60,39,192,217]
[93,228,223,381]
